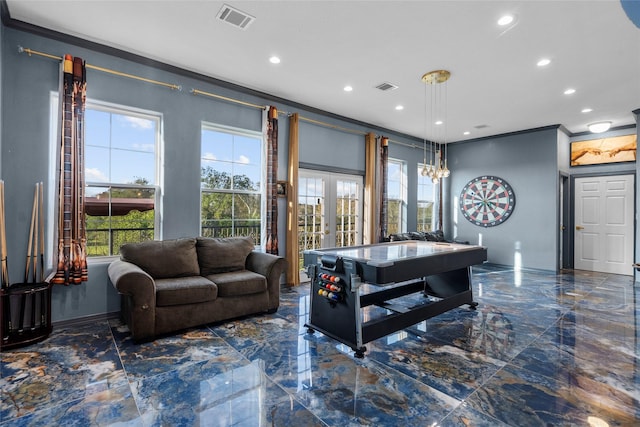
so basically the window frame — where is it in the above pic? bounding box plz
[200,122,265,247]
[417,163,436,232]
[386,158,407,235]
[50,94,164,261]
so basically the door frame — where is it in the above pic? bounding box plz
[559,172,571,270]
[568,170,636,271]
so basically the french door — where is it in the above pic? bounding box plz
[574,174,634,275]
[298,170,363,275]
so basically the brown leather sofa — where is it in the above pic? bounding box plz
[107,236,286,342]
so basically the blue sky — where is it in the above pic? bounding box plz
[201,129,262,189]
[84,109,262,195]
[85,108,156,196]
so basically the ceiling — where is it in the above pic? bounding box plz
[5,1,640,143]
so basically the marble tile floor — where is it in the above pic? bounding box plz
[1,265,638,426]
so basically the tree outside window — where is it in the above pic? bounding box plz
[201,125,263,243]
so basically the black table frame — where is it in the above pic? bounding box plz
[303,241,487,357]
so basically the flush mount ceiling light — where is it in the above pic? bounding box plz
[581,108,593,113]
[420,70,451,182]
[537,58,551,67]
[588,121,612,133]
[564,88,576,95]
[269,56,281,64]
[343,85,353,92]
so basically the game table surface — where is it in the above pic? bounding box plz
[305,241,482,265]
[304,241,487,285]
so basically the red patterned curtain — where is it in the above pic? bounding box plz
[264,106,279,255]
[378,137,389,242]
[51,55,88,285]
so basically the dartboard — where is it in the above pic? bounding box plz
[459,176,516,227]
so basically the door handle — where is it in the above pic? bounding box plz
[576,226,585,230]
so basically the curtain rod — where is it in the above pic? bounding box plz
[190,88,265,110]
[388,138,426,150]
[18,46,182,91]
[298,115,367,136]
[19,46,394,141]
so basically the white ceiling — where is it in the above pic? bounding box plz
[6,0,640,142]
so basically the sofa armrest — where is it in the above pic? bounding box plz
[246,252,287,310]
[108,259,157,341]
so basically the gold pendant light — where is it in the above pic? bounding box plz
[421,70,451,184]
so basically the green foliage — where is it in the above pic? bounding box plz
[85,209,154,256]
[201,166,258,191]
[200,166,261,239]
[85,178,156,256]
[387,199,402,235]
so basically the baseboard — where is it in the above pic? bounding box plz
[52,312,120,329]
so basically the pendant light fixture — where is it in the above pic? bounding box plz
[421,79,430,177]
[421,70,451,184]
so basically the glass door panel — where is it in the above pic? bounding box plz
[298,170,362,277]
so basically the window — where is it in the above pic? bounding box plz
[84,102,161,257]
[386,159,407,235]
[200,124,263,243]
[417,164,436,231]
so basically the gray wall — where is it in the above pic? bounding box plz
[0,26,421,322]
[1,28,268,321]
[2,23,638,324]
[445,128,559,270]
[565,128,637,271]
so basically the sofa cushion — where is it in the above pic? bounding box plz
[197,236,255,275]
[389,232,412,241]
[205,270,267,297]
[389,230,446,242]
[120,238,200,279]
[424,230,446,242]
[155,276,218,306]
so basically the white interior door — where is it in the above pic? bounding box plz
[574,175,634,275]
[298,170,363,275]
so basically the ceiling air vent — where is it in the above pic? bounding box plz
[217,4,255,30]
[375,82,399,91]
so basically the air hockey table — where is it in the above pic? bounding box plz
[303,240,487,357]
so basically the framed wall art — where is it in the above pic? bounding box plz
[570,134,637,166]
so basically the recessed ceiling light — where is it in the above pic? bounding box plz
[435,120,443,125]
[498,15,514,26]
[564,88,576,95]
[395,105,404,111]
[343,85,353,92]
[537,58,551,67]
[581,108,593,113]
[463,131,470,135]
[269,56,281,64]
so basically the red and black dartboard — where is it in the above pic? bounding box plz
[459,176,516,227]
